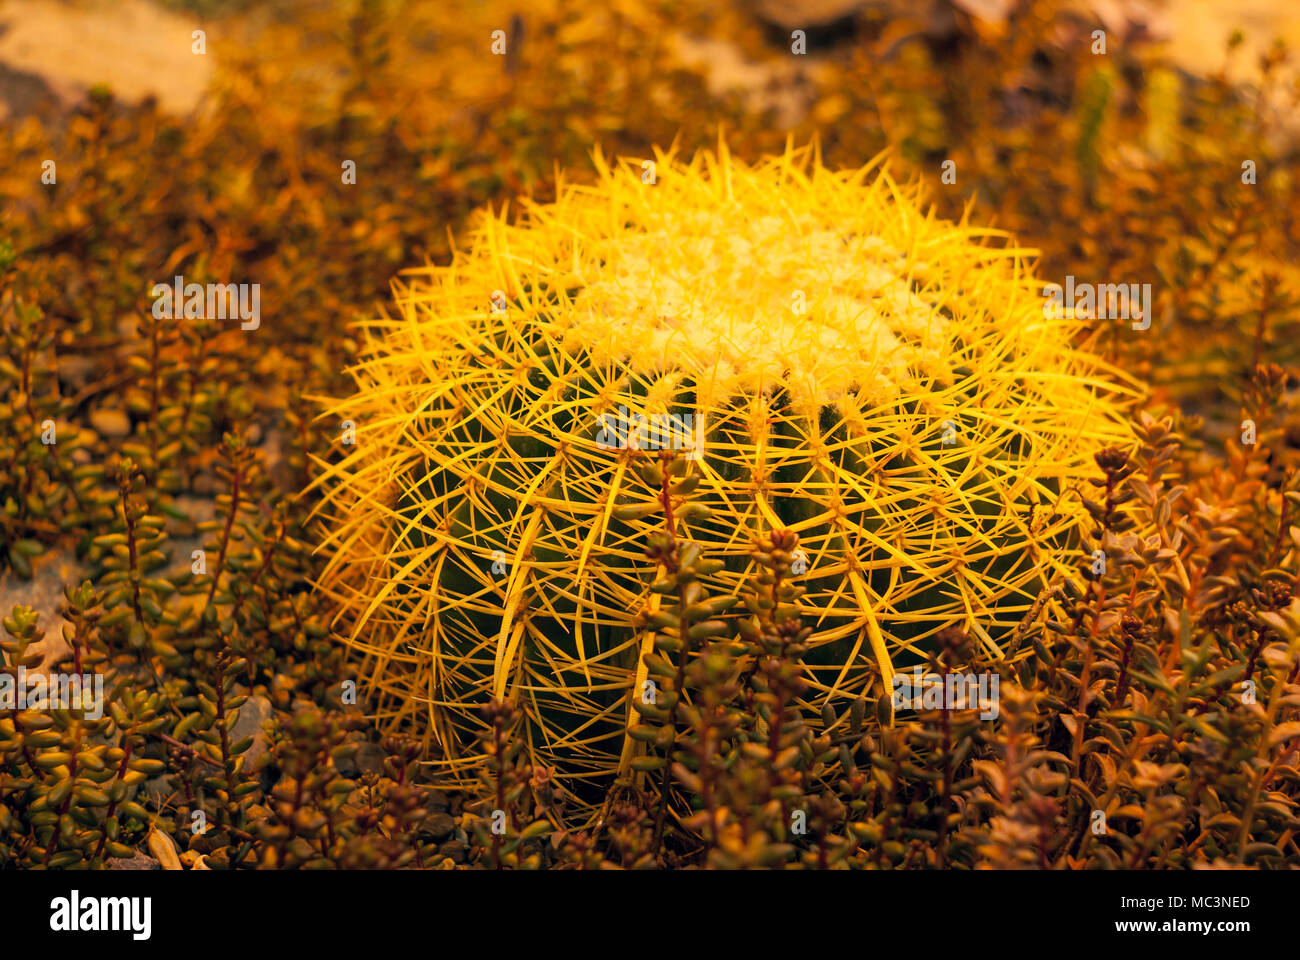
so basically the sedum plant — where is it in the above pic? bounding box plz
[317,143,1134,789]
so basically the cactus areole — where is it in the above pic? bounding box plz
[316,142,1132,797]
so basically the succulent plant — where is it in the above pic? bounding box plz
[317,142,1133,789]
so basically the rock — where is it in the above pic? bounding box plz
[333,739,389,779]
[0,549,81,671]
[671,34,819,129]
[0,61,59,122]
[0,0,213,118]
[333,739,362,778]
[106,848,161,870]
[55,354,94,389]
[138,773,174,809]
[191,473,221,496]
[260,425,294,491]
[749,0,870,30]
[353,740,387,777]
[159,495,215,583]
[424,788,449,813]
[746,0,964,50]
[436,839,467,864]
[420,812,457,842]
[89,407,130,439]
[167,495,216,530]
[229,695,273,770]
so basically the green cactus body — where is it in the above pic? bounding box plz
[317,143,1134,795]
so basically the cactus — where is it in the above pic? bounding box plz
[315,142,1133,792]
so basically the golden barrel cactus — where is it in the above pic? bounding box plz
[315,142,1131,792]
